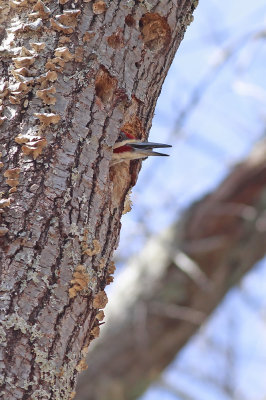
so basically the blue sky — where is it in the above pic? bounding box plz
[118,0,266,256]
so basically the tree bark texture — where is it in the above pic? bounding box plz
[75,141,266,400]
[0,0,197,399]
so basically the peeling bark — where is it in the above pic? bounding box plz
[0,0,197,398]
[75,141,266,400]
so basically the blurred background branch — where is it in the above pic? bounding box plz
[76,140,266,400]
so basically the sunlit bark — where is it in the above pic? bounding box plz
[0,0,197,398]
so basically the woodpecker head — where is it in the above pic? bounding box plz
[111,131,172,165]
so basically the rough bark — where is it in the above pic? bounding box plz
[75,141,266,400]
[0,0,197,399]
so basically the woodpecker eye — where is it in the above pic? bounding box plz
[116,132,127,143]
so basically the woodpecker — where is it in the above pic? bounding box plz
[111,131,171,165]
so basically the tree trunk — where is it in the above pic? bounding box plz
[0,0,197,398]
[75,140,266,400]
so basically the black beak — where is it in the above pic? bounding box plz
[130,141,172,157]
[130,141,172,150]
